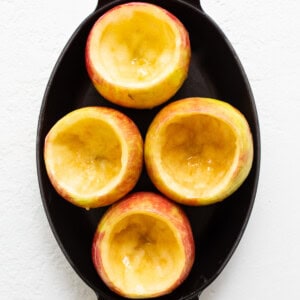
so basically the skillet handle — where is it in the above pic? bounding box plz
[96,293,201,299]
[95,0,112,10]
[95,0,202,11]
[181,0,202,10]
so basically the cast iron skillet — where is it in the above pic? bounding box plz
[36,0,260,299]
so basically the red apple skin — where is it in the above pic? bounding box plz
[92,191,195,298]
[144,97,254,206]
[85,2,191,109]
[44,106,143,209]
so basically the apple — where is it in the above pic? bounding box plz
[43,106,143,209]
[85,2,191,109]
[92,191,195,298]
[144,97,254,206]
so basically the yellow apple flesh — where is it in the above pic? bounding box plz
[44,106,143,209]
[85,2,190,109]
[144,97,254,205]
[92,191,195,298]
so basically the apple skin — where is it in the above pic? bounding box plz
[44,106,143,209]
[92,191,195,298]
[85,2,191,109]
[144,97,254,206]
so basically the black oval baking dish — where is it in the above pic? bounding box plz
[36,0,260,299]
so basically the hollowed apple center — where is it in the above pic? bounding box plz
[106,214,185,295]
[97,11,176,84]
[50,118,122,195]
[161,114,237,193]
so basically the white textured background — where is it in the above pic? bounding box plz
[1,0,300,299]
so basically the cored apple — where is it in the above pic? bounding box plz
[85,2,190,109]
[43,106,143,209]
[144,97,254,206]
[92,191,195,298]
